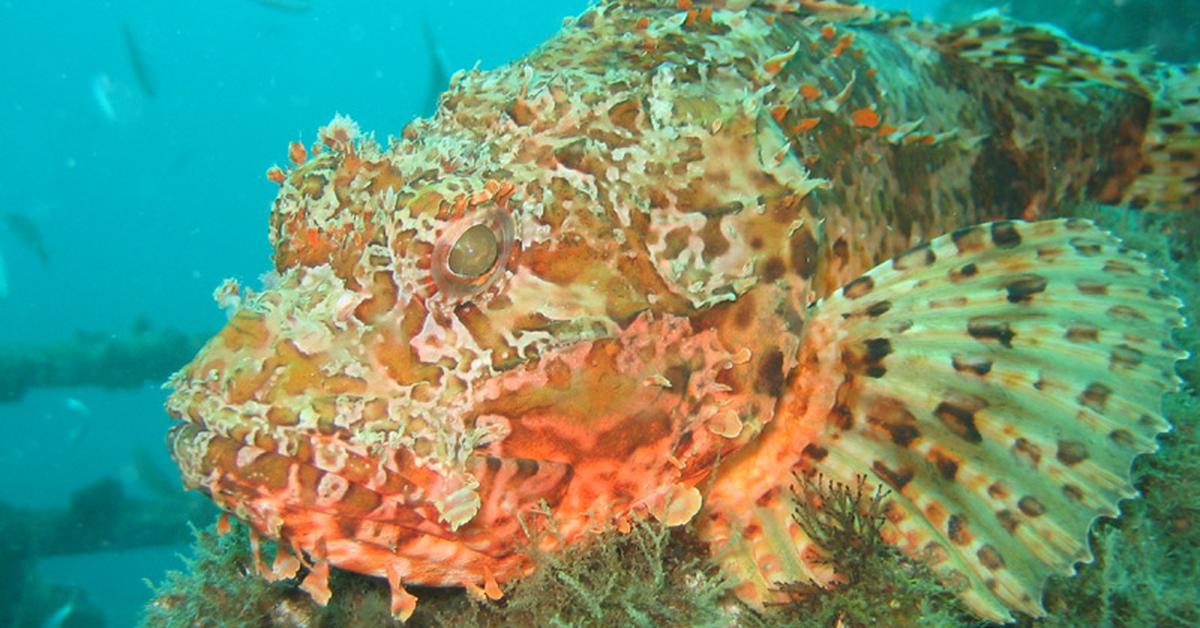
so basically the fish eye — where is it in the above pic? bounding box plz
[430,206,516,300]
[448,223,499,278]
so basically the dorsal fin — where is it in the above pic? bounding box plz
[936,14,1200,212]
[607,0,883,23]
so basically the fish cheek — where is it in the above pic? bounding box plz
[474,341,684,466]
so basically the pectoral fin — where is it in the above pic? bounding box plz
[793,218,1186,621]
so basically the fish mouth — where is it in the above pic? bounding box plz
[165,379,576,578]
[168,431,561,600]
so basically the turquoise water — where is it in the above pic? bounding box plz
[0,3,590,625]
[3,1,1184,626]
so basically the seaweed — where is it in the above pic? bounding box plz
[143,524,309,627]
[792,475,892,586]
[426,519,729,628]
[753,475,975,628]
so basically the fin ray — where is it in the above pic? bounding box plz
[795,218,1186,621]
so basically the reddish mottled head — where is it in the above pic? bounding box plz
[165,2,826,604]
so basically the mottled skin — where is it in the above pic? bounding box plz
[166,0,1185,621]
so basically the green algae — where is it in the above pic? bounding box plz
[426,519,729,627]
[758,476,975,628]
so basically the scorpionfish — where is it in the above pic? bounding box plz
[165,0,1198,622]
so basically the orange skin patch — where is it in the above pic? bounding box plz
[288,140,308,166]
[763,43,800,76]
[771,105,790,124]
[851,107,881,128]
[793,117,822,133]
[831,33,855,57]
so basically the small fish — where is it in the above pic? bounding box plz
[121,22,156,98]
[90,73,119,123]
[62,397,92,444]
[248,0,313,14]
[166,0,1197,622]
[40,600,74,628]
[3,212,49,265]
[64,397,92,417]
[134,446,181,498]
[419,17,451,117]
[0,245,7,298]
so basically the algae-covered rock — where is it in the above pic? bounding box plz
[143,519,731,627]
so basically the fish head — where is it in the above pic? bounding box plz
[167,125,754,567]
[165,11,826,584]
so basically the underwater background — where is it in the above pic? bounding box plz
[0,1,1194,626]
[0,1,593,625]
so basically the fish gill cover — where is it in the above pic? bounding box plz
[144,0,1200,626]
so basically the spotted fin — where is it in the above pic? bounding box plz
[793,218,1187,621]
[1123,65,1200,212]
[936,15,1200,212]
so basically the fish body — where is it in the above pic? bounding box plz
[166,1,1195,621]
[121,22,156,99]
[248,0,313,13]
[41,600,74,628]
[4,212,50,265]
[0,244,7,298]
[419,17,451,118]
